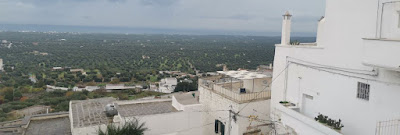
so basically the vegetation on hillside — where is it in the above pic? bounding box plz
[0,32,315,122]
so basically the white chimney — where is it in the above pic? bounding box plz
[281,11,292,45]
[223,65,228,71]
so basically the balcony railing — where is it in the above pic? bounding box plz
[375,119,400,135]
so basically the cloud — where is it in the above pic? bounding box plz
[108,0,127,3]
[139,0,179,6]
[0,0,326,35]
[200,14,255,21]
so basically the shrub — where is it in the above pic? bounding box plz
[315,114,344,130]
[98,120,148,135]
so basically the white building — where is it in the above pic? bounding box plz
[46,85,69,91]
[271,1,400,135]
[69,92,204,135]
[159,78,178,93]
[105,84,136,91]
[199,70,272,135]
[0,58,3,71]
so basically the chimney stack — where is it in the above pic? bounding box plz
[223,65,228,71]
[281,11,292,45]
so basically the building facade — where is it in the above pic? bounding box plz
[69,94,204,135]
[159,77,178,93]
[199,71,272,135]
[271,0,400,135]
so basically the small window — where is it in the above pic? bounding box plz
[398,11,400,28]
[214,120,225,135]
[304,94,313,100]
[357,82,370,101]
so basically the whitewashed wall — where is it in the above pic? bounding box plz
[199,86,271,135]
[379,2,400,39]
[120,104,203,135]
[272,0,400,135]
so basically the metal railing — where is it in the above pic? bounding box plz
[376,119,400,135]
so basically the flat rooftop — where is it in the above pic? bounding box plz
[15,105,49,116]
[173,92,200,105]
[117,101,178,117]
[70,97,116,128]
[217,70,270,80]
[25,116,71,135]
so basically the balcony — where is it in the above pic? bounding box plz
[199,74,271,103]
[275,103,343,135]
[362,38,400,71]
[275,42,323,50]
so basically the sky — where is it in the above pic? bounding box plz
[0,0,326,36]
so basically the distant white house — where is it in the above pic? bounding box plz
[85,86,100,91]
[73,84,137,92]
[73,86,100,92]
[149,84,158,91]
[70,69,86,75]
[180,78,193,83]
[105,84,136,91]
[46,85,69,91]
[52,67,64,71]
[159,78,178,93]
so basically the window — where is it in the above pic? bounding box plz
[304,94,313,100]
[357,82,370,100]
[214,120,225,135]
[398,11,400,28]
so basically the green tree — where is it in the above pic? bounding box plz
[3,87,14,102]
[13,90,22,100]
[174,82,197,92]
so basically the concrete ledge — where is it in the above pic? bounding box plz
[115,99,172,105]
[363,38,400,42]
[275,44,324,49]
[276,104,342,135]
[30,113,69,121]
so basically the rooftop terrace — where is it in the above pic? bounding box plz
[117,101,178,117]
[70,97,116,128]
[25,117,71,135]
[199,71,271,103]
[173,92,199,105]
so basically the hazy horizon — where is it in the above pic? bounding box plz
[0,24,317,37]
[0,0,326,36]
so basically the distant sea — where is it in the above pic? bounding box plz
[0,24,315,37]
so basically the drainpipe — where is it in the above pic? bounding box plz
[376,0,381,38]
[283,56,290,101]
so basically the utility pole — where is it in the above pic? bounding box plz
[228,105,233,135]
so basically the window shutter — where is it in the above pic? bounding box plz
[215,120,219,133]
[221,123,225,135]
